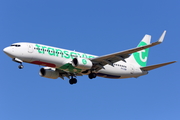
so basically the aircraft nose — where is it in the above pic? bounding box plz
[3,47,11,54]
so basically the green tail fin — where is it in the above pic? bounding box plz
[133,35,151,67]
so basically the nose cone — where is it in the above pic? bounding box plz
[3,47,12,55]
[3,47,8,54]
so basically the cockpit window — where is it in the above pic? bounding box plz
[10,44,21,47]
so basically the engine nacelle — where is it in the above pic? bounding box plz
[72,58,93,70]
[39,67,59,79]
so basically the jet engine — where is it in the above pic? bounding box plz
[39,67,59,79]
[72,58,93,70]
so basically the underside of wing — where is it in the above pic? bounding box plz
[56,68,83,79]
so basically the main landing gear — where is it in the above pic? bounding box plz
[69,77,77,85]
[88,73,97,79]
[68,72,97,85]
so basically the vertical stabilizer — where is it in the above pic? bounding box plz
[126,34,151,67]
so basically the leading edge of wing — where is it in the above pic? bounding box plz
[92,31,166,62]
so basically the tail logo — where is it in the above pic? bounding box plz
[133,41,149,67]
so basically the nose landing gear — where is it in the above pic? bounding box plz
[18,64,24,69]
[13,58,24,69]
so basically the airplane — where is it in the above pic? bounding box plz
[3,31,176,85]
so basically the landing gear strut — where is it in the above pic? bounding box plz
[69,77,77,85]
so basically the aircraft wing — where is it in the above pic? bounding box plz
[91,31,166,71]
[140,61,176,71]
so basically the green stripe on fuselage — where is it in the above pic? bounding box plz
[35,44,95,59]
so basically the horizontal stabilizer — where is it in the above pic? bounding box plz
[141,61,176,71]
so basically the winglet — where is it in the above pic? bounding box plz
[158,30,166,43]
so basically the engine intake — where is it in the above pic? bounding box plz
[72,58,93,70]
[39,67,59,79]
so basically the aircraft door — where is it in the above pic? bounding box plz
[28,44,34,53]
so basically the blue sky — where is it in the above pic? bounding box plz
[0,0,179,120]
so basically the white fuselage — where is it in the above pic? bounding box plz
[3,42,147,79]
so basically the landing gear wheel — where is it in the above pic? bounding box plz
[89,73,97,79]
[69,78,77,85]
[18,64,24,69]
